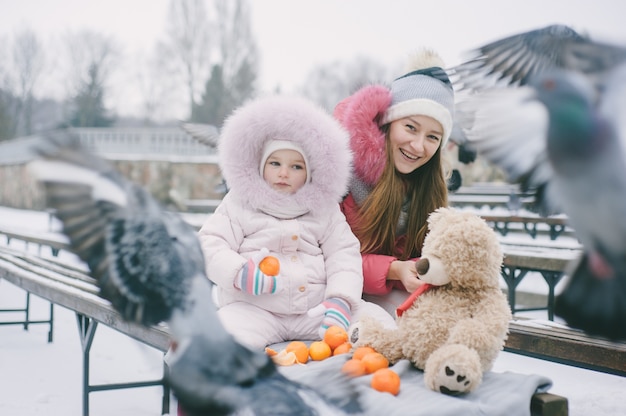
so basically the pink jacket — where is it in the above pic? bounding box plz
[334,85,416,295]
[198,95,363,314]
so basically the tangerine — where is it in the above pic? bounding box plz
[309,341,332,361]
[323,325,349,350]
[341,358,367,377]
[285,341,309,364]
[333,342,352,356]
[259,256,280,276]
[371,368,401,395]
[361,352,389,374]
[271,350,298,366]
[352,346,377,361]
[264,347,278,357]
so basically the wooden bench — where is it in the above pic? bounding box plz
[449,193,536,210]
[481,213,574,240]
[0,246,572,416]
[506,319,626,377]
[0,246,171,416]
[500,240,582,321]
[454,184,532,196]
[182,198,223,213]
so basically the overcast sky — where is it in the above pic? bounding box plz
[1,0,625,118]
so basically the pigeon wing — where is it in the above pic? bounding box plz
[453,24,626,91]
[180,122,220,148]
[28,131,198,325]
[456,86,562,215]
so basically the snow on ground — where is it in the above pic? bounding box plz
[1,206,625,415]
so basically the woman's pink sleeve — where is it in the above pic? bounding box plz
[361,253,403,295]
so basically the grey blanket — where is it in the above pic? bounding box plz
[277,352,552,416]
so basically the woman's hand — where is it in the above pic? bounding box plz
[388,260,424,293]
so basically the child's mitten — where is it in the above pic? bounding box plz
[307,297,352,338]
[234,248,279,295]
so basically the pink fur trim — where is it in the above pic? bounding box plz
[334,85,392,186]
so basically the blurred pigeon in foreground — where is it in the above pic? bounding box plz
[180,122,220,148]
[453,24,626,92]
[452,25,626,340]
[27,131,363,415]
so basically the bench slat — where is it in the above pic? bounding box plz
[506,320,626,376]
[0,252,171,352]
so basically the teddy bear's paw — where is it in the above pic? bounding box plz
[436,365,474,396]
[424,344,482,395]
[348,321,361,344]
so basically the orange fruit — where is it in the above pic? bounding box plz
[264,347,278,357]
[323,325,349,350]
[259,256,280,276]
[371,368,401,395]
[361,352,389,374]
[285,341,309,363]
[352,346,377,361]
[271,350,298,366]
[341,358,367,377]
[309,341,332,361]
[333,342,352,356]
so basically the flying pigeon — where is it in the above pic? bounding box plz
[27,131,364,415]
[180,122,220,148]
[451,25,626,340]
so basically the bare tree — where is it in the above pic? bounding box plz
[62,30,120,127]
[215,0,258,106]
[191,0,258,126]
[158,0,213,118]
[0,36,14,139]
[298,56,392,112]
[12,29,45,135]
[135,50,183,124]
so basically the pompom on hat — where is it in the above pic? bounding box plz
[381,49,455,146]
[259,139,311,184]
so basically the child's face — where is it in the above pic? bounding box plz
[389,115,443,174]
[263,149,307,194]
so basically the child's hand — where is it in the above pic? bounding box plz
[234,248,279,295]
[307,297,352,339]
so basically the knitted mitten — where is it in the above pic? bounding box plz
[234,249,278,295]
[307,297,352,339]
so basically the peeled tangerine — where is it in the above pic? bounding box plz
[270,349,298,366]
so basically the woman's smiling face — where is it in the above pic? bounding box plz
[388,115,443,174]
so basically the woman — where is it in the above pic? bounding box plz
[334,49,455,310]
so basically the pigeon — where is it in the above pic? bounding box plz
[451,25,626,340]
[180,122,220,148]
[26,131,364,415]
[452,24,626,92]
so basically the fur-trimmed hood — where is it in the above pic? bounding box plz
[219,95,352,216]
[333,85,392,186]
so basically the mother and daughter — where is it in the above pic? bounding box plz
[198,48,455,349]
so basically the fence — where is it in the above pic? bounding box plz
[0,127,219,165]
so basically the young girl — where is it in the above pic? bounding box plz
[198,95,395,349]
[333,49,455,310]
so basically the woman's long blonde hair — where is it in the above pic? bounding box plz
[353,125,449,259]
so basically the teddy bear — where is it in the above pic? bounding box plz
[352,207,512,395]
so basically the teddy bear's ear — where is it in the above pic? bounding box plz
[427,207,452,229]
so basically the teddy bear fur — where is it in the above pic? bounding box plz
[353,207,512,395]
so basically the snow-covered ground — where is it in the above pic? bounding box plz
[1,206,625,415]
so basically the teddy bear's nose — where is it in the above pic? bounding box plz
[416,258,430,275]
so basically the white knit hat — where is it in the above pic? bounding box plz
[381,51,455,147]
[259,139,311,183]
